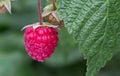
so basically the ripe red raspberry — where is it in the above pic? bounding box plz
[24,26,58,62]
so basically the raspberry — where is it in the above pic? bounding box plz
[24,26,58,62]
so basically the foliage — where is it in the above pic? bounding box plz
[57,0,120,76]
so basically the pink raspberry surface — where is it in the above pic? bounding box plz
[24,26,58,62]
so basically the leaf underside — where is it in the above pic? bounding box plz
[57,0,120,76]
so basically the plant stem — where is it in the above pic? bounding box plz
[38,0,43,25]
[52,0,56,10]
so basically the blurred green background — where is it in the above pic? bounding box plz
[0,0,120,76]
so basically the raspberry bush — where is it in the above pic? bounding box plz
[0,0,120,76]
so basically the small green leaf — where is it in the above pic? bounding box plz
[57,0,120,76]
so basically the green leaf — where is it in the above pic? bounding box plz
[57,0,120,76]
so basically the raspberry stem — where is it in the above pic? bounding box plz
[52,0,56,10]
[38,0,43,25]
